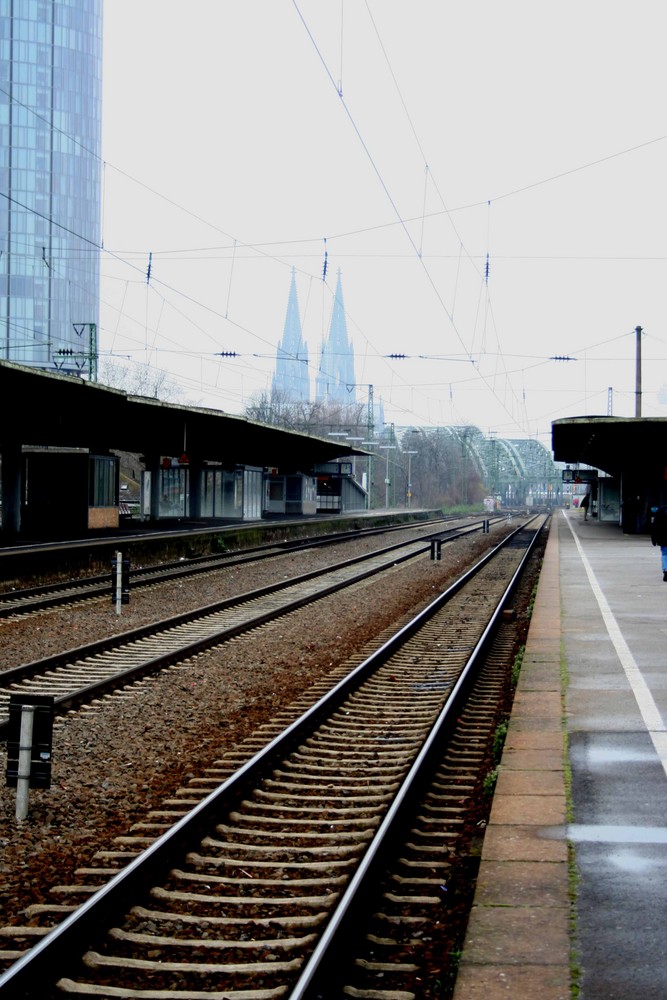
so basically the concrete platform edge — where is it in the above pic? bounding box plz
[453,518,572,1000]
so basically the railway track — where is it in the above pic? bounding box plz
[0,518,497,739]
[0,515,545,998]
[0,515,468,619]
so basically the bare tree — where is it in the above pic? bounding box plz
[98,358,186,403]
[244,393,491,509]
[403,427,485,509]
[244,390,366,438]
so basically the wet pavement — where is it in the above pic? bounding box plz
[562,510,667,999]
[454,509,667,1000]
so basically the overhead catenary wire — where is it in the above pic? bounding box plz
[1,76,406,413]
[292,0,540,433]
[3,166,652,432]
[1,78,663,249]
[2,20,664,435]
[0,194,361,408]
[291,0,473,354]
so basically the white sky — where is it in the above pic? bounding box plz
[100,1,667,449]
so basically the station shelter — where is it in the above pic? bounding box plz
[314,462,368,513]
[21,450,120,535]
[263,472,318,517]
[561,467,617,522]
[141,461,264,521]
[552,415,667,534]
[0,360,367,540]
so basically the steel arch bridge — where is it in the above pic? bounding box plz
[440,427,560,504]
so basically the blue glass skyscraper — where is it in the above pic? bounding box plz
[0,0,102,374]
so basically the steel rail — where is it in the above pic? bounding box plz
[0,516,542,998]
[0,519,491,740]
[289,518,544,998]
[0,509,451,565]
[0,514,463,618]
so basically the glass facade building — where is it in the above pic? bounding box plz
[0,0,102,374]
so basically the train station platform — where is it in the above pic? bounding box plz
[454,508,667,1000]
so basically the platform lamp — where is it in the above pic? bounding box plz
[404,450,418,508]
[346,436,364,487]
[326,430,350,465]
[325,432,350,514]
[379,444,396,509]
[360,441,377,510]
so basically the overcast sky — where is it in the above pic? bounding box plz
[100,1,667,447]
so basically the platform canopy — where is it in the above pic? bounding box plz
[0,360,366,469]
[552,416,667,476]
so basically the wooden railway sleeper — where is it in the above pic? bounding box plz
[228,810,378,828]
[133,904,328,929]
[212,824,375,844]
[110,926,319,951]
[200,836,364,858]
[177,870,349,891]
[285,752,415,769]
[289,748,417,764]
[0,518,544,998]
[183,856,354,875]
[80,948,304,974]
[263,777,403,792]
[236,800,384,818]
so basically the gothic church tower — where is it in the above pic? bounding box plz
[271,269,310,401]
[316,271,355,404]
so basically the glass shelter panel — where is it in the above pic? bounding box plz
[200,470,215,517]
[159,467,189,518]
[221,471,243,518]
[89,455,117,507]
[199,468,232,518]
[243,468,263,519]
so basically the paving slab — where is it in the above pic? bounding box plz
[458,905,570,964]
[473,859,570,907]
[494,769,565,796]
[453,964,569,1000]
[453,514,568,1000]
[454,509,667,1000]
[480,824,568,864]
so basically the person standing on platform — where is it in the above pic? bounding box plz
[650,504,667,581]
[581,493,590,521]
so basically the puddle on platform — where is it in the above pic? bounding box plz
[545,824,667,844]
[577,747,657,766]
[608,848,655,873]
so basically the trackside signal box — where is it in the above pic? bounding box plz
[111,553,130,605]
[6,695,55,789]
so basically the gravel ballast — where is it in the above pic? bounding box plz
[0,524,514,931]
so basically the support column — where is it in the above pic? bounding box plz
[1,441,22,537]
[145,454,163,523]
[187,458,201,519]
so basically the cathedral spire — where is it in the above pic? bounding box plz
[316,270,356,404]
[272,269,310,401]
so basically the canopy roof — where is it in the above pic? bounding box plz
[552,416,667,476]
[0,360,366,469]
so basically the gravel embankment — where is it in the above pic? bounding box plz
[0,525,510,929]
